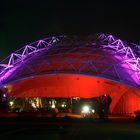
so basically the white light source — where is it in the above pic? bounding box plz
[51,104,55,108]
[92,109,95,113]
[31,102,37,109]
[61,104,65,107]
[82,105,90,113]
[3,94,6,98]
[9,101,13,106]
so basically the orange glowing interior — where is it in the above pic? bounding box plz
[5,74,140,114]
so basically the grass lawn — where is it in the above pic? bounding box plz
[0,120,140,140]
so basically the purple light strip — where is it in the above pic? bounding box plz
[0,33,140,87]
[0,36,65,74]
[97,33,140,72]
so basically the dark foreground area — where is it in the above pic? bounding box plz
[0,117,140,140]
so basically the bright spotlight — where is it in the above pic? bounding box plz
[92,109,95,113]
[61,104,65,107]
[3,94,6,98]
[51,104,55,108]
[82,105,90,113]
[9,101,14,106]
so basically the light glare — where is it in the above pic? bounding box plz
[82,106,90,113]
[9,101,13,106]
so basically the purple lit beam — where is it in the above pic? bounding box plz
[0,36,65,74]
[97,33,140,72]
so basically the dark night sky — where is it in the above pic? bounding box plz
[0,0,140,60]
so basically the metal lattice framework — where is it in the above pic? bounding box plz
[97,33,140,71]
[0,36,65,71]
[0,33,140,89]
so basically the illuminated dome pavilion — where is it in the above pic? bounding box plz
[0,33,140,115]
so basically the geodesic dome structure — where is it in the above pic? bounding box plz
[1,33,140,114]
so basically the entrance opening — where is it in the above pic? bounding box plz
[1,74,140,117]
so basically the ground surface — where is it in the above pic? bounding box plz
[0,117,140,140]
